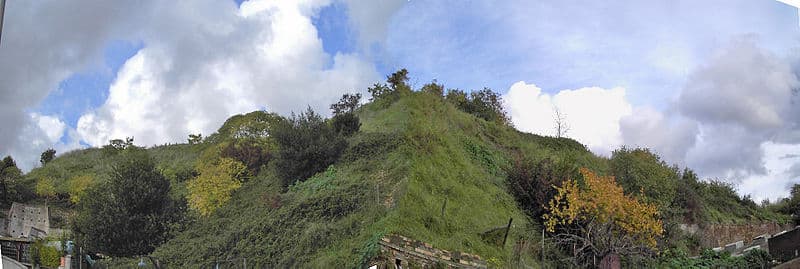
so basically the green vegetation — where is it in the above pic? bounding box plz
[72,147,184,257]
[7,69,793,268]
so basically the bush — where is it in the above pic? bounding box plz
[610,147,679,209]
[220,139,272,175]
[445,88,510,125]
[71,148,184,257]
[506,157,576,220]
[331,113,361,136]
[273,108,347,187]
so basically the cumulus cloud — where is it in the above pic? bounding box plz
[1,0,390,168]
[3,113,81,171]
[0,1,145,169]
[504,37,800,200]
[619,107,698,165]
[503,81,632,155]
[677,38,799,179]
[75,0,381,147]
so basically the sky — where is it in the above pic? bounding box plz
[1,0,800,201]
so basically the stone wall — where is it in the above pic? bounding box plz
[371,234,487,269]
[681,222,795,248]
[5,202,50,238]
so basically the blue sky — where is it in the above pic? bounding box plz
[2,0,800,200]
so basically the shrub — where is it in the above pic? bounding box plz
[273,108,347,187]
[445,88,510,125]
[506,157,576,220]
[220,139,272,175]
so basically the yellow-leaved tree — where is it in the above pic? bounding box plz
[187,157,249,216]
[543,168,663,267]
[68,174,93,204]
[35,177,56,206]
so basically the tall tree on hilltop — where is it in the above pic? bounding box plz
[40,148,56,166]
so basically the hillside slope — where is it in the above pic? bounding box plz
[149,92,602,267]
[19,87,790,268]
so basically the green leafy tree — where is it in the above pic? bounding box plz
[68,174,93,204]
[72,148,181,257]
[0,156,22,205]
[220,139,272,175]
[445,88,510,125]
[331,112,361,136]
[386,68,410,91]
[420,79,445,96]
[187,133,203,144]
[779,183,800,224]
[330,93,362,116]
[273,108,347,187]
[35,177,56,206]
[610,147,679,209]
[187,157,249,216]
[368,69,412,102]
[40,148,56,166]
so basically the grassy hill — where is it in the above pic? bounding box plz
[18,78,791,268]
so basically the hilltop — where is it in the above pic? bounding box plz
[11,70,792,268]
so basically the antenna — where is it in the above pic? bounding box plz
[777,0,800,26]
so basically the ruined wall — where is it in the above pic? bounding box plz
[681,222,795,248]
[6,203,50,238]
[371,234,487,269]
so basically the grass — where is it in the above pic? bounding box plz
[16,90,791,268]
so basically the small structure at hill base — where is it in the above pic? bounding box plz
[370,234,487,269]
[769,226,800,262]
[2,202,51,239]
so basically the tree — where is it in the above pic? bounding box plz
[35,177,56,206]
[0,156,21,205]
[610,147,679,209]
[544,168,663,267]
[272,108,347,187]
[386,68,410,91]
[331,112,361,136]
[445,88,511,125]
[553,105,570,138]
[187,133,203,144]
[68,175,93,204]
[420,80,444,96]
[367,83,392,101]
[779,183,800,225]
[368,69,411,102]
[506,157,577,220]
[330,93,362,116]
[187,157,248,216]
[220,139,272,175]
[72,148,181,257]
[40,148,56,166]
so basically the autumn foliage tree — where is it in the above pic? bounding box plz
[187,157,249,216]
[544,168,663,266]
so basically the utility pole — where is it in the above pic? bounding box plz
[0,0,6,45]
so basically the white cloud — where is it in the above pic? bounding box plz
[343,0,406,48]
[619,107,698,166]
[503,81,632,155]
[32,114,67,144]
[738,142,800,202]
[76,0,380,147]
